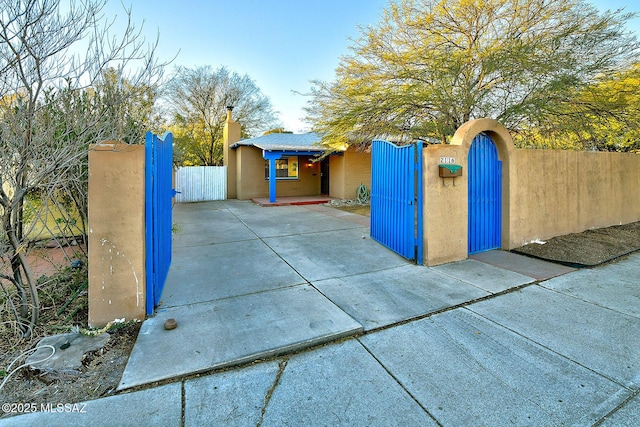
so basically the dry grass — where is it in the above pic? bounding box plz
[333,204,371,216]
[1,248,88,367]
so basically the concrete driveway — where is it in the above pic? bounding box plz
[118,200,553,389]
[4,200,639,426]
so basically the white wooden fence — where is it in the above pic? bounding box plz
[175,166,226,202]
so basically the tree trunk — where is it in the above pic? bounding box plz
[3,198,39,337]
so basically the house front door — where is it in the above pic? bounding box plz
[321,158,330,195]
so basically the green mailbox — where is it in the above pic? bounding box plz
[438,164,462,178]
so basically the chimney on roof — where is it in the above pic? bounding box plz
[223,105,240,198]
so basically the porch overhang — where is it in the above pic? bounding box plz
[263,149,325,203]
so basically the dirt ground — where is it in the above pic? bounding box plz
[326,200,371,217]
[1,212,639,418]
[0,244,142,419]
[0,323,140,418]
[512,221,640,267]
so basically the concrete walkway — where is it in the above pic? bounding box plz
[3,200,639,426]
[119,200,566,389]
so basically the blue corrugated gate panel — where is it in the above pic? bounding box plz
[370,140,423,263]
[468,133,502,254]
[145,131,174,315]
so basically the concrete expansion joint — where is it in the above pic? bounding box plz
[357,337,444,427]
[164,282,311,310]
[362,280,542,336]
[257,358,288,427]
[180,381,186,427]
[120,279,544,394]
[224,206,303,276]
[596,388,640,426]
[539,283,639,321]
[176,236,258,250]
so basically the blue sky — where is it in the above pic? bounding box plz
[105,0,640,133]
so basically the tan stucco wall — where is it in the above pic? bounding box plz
[329,149,372,199]
[88,143,146,327]
[508,149,640,248]
[422,118,640,266]
[329,154,346,199]
[423,143,469,266]
[235,146,321,199]
[235,146,264,199]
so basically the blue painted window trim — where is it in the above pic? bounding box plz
[264,155,299,180]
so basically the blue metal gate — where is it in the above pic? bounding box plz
[145,131,174,314]
[468,133,502,254]
[370,140,423,263]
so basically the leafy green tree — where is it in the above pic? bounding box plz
[517,62,640,151]
[307,0,639,149]
[263,127,293,135]
[166,66,278,166]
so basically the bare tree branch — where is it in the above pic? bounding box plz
[1,0,168,337]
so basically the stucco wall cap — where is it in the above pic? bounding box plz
[450,118,514,157]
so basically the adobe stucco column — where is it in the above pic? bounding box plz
[423,144,468,266]
[223,106,241,199]
[423,118,514,265]
[88,143,146,327]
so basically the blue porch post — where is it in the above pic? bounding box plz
[263,151,282,203]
